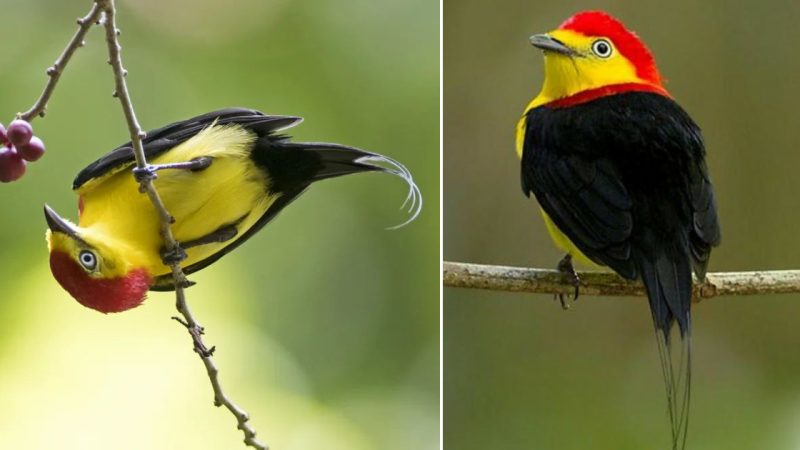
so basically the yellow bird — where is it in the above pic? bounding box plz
[45,108,421,313]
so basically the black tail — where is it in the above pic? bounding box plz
[253,138,422,228]
[638,251,693,450]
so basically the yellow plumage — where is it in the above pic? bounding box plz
[517,105,595,266]
[74,124,277,278]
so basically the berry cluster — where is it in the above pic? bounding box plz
[0,119,45,182]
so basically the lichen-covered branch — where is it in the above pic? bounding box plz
[95,1,267,448]
[444,261,800,301]
[17,3,103,122]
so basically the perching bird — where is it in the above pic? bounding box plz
[46,108,421,313]
[517,11,719,449]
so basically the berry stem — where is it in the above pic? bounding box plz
[16,3,103,122]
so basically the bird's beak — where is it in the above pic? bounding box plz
[44,204,80,239]
[529,34,577,56]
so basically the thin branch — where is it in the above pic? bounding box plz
[95,1,267,449]
[17,3,103,121]
[444,261,800,301]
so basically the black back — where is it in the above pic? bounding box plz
[520,91,720,335]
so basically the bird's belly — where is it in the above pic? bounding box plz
[131,162,265,274]
[540,209,598,268]
[175,194,275,273]
[80,152,275,277]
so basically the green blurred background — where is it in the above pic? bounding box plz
[445,1,800,449]
[0,1,438,449]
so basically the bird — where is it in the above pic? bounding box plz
[45,108,421,314]
[517,11,720,449]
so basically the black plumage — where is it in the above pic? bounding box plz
[521,91,720,336]
[521,91,720,448]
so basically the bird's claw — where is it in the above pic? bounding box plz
[132,166,158,192]
[554,254,580,309]
[160,245,187,266]
[132,165,157,184]
[132,158,212,190]
[554,293,571,310]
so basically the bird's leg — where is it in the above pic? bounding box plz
[132,156,213,184]
[180,222,240,249]
[131,165,157,188]
[153,156,213,172]
[555,253,580,309]
[159,246,195,289]
[160,244,187,267]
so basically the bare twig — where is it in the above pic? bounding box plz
[444,261,800,301]
[95,1,267,448]
[17,3,103,121]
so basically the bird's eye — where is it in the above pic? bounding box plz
[591,39,612,58]
[78,250,97,271]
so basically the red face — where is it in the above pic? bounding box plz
[49,250,153,313]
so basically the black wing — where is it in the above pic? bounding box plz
[522,149,637,278]
[687,158,720,280]
[521,92,719,283]
[72,108,301,189]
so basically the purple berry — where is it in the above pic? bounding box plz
[0,147,26,182]
[17,136,45,162]
[7,120,32,146]
[0,123,6,145]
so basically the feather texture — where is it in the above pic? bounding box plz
[51,108,421,300]
[521,91,719,449]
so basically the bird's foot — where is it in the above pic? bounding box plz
[132,157,212,189]
[132,165,158,189]
[160,245,187,266]
[554,254,580,310]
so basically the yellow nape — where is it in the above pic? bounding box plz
[540,210,598,268]
[526,29,648,112]
[73,123,278,277]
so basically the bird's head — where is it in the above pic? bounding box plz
[530,11,666,102]
[44,205,152,313]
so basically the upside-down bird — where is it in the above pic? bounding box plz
[517,11,720,449]
[45,108,421,313]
